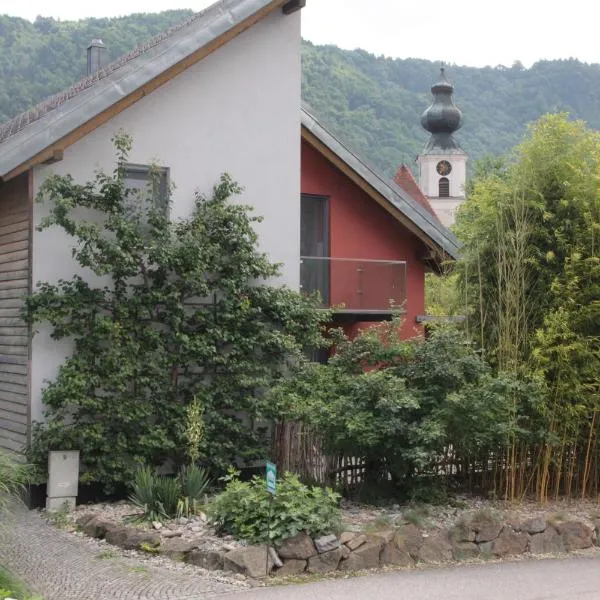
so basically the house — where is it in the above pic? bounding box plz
[300,107,460,341]
[0,0,459,455]
[0,0,306,453]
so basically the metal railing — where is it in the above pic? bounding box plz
[300,256,407,312]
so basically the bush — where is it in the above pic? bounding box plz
[129,464,211,522]
[207,469,341,544]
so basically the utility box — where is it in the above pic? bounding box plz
[46,450,79,511]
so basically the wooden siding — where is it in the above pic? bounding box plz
[0,173,30,452]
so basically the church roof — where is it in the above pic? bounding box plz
[393,164,439,221]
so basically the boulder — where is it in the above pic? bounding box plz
[223,545,273,579]
[449,521,476,543]
[81,516,116,539]
[470,512,503,543]
[75,513,96,528]
[340,540,382,571]
[520,517,547,535]
[380,533,414,567]
[395,524,423,559]
[556,521,593,551]
[277,532,317,560]
[452,541,480,561]
[593,520,600,546]
[187,550,225,570]
[340,532,357,545]
[308,547,344,573]
[346,534,367,551]
[314,534,340,554]
[273,559,307,577]
[417,533,453,563]
[491,527,529,557]
[369,530,395,544]
[529,526,565,555]
[106,526,160,550]
[159,538,198,561]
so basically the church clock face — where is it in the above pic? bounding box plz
[436,160,452,176]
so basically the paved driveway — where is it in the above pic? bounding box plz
[221,556,600,600]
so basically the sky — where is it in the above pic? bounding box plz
[1,0,599,69]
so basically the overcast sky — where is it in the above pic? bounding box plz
[1,0,598,68]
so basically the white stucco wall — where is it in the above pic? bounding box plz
[30,9,301,423]
[417,152,467,227]
[417,153,467,199]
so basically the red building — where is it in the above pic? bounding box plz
[300,107,460,340]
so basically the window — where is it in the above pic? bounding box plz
[300,194,330,305]
[123,163,169,216]
[439,177,450,198]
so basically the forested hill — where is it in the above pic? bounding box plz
[3,12,600,177]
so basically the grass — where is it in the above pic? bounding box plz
[362,514,393,533]
[46,503,72,530]
[0,566,41,600]
[95,549,119,560]
[403,505,430,529]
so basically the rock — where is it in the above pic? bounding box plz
[222,543,237,552]
[470,512,503,543]
[478,541,494,555]
[223,545,273,579]
[162,530,183,539]
[198,512,208,522]
[273,559,307,577]
[268,546,283,568]
[308,547,344,573]
[556,521,593,551]
[152,521,163,530]
[346,534,367,551]
[417,532,453,563]
[520,517,546,534]
[106,526,160,550]
[277,532,317,560]
[340,540,382,571]
[188,549,225,570]
[178,517,189,525]
[449,521,476,543]
[190,526,203,533]
[491,527,529,557]
[369,530,395,544]
[530,526,565,554]
[340,545,351,559]
[340,532,356,545]
[452,541,479,561]
[159,538,198,561]
[81,516,116,539]
[75,513,96,528]
[593,520,600,546]
[380,533,414,567]
[395,524,423,559]
[314,534,340,554]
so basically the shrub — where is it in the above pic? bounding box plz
[129,464,211,522]
[207,469,341,544]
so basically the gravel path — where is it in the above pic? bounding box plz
[0,506,245,600]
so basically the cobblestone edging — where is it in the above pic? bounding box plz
[0,507,244,600]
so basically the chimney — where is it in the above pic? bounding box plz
[87,39,108,76]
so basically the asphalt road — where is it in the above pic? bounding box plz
[219,557,600,600]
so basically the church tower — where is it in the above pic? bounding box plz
[417,68,467,227]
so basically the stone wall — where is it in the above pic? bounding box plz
[75,512,599,579]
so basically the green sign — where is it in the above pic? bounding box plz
[266,461,277,495]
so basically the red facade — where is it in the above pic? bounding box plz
[300,140,427,339]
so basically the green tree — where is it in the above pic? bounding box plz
[26,136,328,491]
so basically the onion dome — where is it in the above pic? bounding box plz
[420,67,464,153]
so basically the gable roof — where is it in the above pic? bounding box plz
[300,106,460,261]
[0,0,290,181]
[394,164,439,221]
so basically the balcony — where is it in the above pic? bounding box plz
[300,257,407,321]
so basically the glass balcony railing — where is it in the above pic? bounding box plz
[300,257,407,313]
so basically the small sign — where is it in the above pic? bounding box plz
[266,461,277,495]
